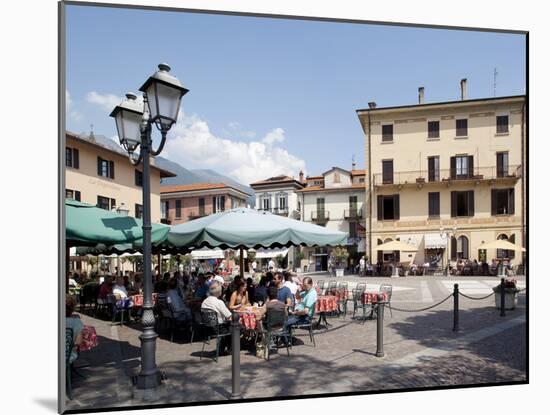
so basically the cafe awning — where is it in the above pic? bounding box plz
[424,233,447,249]
[190,248,225,260]
[255,248,288,259]
[66,199,170,247]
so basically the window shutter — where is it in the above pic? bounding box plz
[462,237,469,259]
[221,196,225,211]
[450,157,456,179]
[393,194,400,220]
[508,188,515,215]
[468,190,475,216]
[75,191,81,202]
[491,189,497,215]
[73,149,79,169]
[213,197,217,213]
[109,161,115,179]
[450,191,457,217]
[97,157,102,175]
[377,195,383,221]
[451,237,457,260]
[468,155,474,177]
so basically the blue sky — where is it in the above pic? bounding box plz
[65,4,526,185]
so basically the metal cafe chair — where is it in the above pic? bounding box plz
[379,284,393,317]
[200,310,232,362]
[263,308,291,360]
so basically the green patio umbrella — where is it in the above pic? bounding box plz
[65,199,170,247]
[168,207,347,277]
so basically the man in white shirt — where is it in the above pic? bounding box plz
[201,282,233,355]
[251,260,257,273]
[201,282,232,324]
[283,272,298,295]
[268,258,275,270]
[112,277,128,299]
[359,256,366,277]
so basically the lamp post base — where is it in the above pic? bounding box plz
[135,370,163,390]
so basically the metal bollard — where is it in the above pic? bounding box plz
[230,312,242,400]
[500,278,506,317]
[453,283,459,332]
[376,295,385,358]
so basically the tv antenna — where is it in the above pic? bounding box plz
[493,67,498,97]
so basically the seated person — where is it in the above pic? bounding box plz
[283,272,298,295]
[285,277,317,330]
[194,275,209,300]
[246,277,255,303]
[166,278,191,322]
[201,282,232,354]
[260,286,287,320]
[254,277,268,304]
[66,295,84,364]
[112,277,129,299]
[273,272,292,308]
[97,275,113,302]
[228,280,250,311]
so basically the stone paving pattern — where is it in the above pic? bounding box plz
[66,275,527,411]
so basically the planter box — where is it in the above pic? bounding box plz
[494,291,518,310]
[335,268,345,277]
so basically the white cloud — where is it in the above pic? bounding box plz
[86,91,123,112]
[262,127,285,145]
[66,90,83,122]
[226,121,257,139]
[164,111,306,185]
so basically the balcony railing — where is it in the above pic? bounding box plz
[311,210,330,222]
[373,165,521,187]
[272,207,289,216]
[344,209,363,219]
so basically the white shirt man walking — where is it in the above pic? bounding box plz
[359,256,366,277]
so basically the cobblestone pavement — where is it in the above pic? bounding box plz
[66,275,527,411]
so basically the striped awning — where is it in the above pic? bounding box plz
[425,233,447,249]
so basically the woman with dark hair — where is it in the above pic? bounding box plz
[228,280,250,310]
[254,276,268,304]
[246,277,255,304]
[66,295,83,363]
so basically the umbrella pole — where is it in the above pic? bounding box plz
[66,245,70,294]
[240,247,244,279]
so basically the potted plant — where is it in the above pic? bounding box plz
[333,247,349,277]
[492,278,519,310]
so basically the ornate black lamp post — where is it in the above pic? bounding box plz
[110,63,188,389]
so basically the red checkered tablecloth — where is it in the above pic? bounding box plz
[315,295,339,313]
[361,292,388,305]
[130,293,158,307]
[79,325,98,352]
[236,308,260,330]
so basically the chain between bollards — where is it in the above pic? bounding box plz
[500,278,506,317]
[230,312,242,400]
[376,295,385,357]
[453,283,459,332]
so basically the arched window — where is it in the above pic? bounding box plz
[456,235,469,259]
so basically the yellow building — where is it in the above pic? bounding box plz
[65,131,176,223]
[356,88,526,269]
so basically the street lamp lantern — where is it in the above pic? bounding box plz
[139,63,188,132]
[116,203,130,216]
[109,92,143,154]
[110,63,189,391]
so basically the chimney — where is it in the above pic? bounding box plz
[460,78,467,100]
[418,87,425,104]
[368,101,377,109]
[299,170,304,183]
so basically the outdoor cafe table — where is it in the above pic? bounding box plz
[236,306,262,330]
[79,325,99,352]
[129,293,158,307]
[315,295,339,329]
[361,292,388,304]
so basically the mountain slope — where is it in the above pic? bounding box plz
[156,157,256,207]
